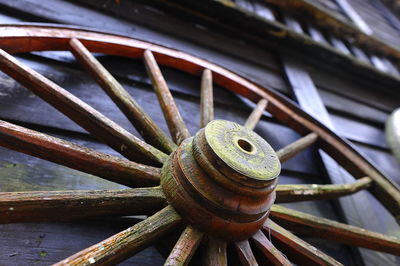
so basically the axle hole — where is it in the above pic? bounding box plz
[237,138,254,153]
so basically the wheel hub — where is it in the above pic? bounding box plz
[161,120,281,240]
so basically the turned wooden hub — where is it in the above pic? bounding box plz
[1,27,399,264]
[161,120,281,240]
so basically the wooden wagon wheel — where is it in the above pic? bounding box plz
[0,24,399,265]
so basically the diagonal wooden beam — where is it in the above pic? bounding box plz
[281,55,397,265]
[264,0,396,57]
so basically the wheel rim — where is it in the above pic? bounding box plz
[0,23,399,265]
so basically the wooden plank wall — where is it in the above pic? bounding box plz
[0,0,398,265]
[348,0,400,47]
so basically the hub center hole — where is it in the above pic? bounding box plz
[237,138,254,153]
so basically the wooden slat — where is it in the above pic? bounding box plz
[275,176,372,203]
[276,132,319,163]
[329,36,351,55]
[270,205,400,255]
[282,56,394,264]
[334,0,372,34]
[307,23,329,44]
[244,99,268,130]
[0,49,167,166]
[143,50,191,144]
[253,1,276,21]
[370,55,388,72]
[204,238,227,266]
[381,58,400,76]
[234,240,258,266]
[369,0,400,33]
[0,120,160,187]
[164,225,204,266]
[251,230,291,266]
[69,38,176,154]
[0,187,165,223]
[200,69,214,128]
[349,45,371,64]
[283,14,303,33]
[55,205,182,265]
[264,220,342,266]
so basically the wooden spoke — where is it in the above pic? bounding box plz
[275,176,372,203]
[200,69,214,128]
[0,49,167,166]
[1,25,399,265]
[234,240,258,266]
[0,120,160,187]
[0,187,165,223]
[270,205,400,255]
[164,225,204,266]
[264,220,342,266]
[250,230,291,266]
[204,238,227,266]
[276,132,318,163]
[55,205,182,265]
[143,50,191,144]
[244,99,268,130]
[69,38,176,154]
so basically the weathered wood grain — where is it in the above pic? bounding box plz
[283,55,399,265]
[200,69,214,128]
[234,240,258,266]
[0,187,165,223]
[0,0,396,127]
[143,0,400,90]
[0,120,160,187]
[270,205,400,255]
[276,132,319,163]
[275,176,372,203]
[330,110,388,149]
[0,25,396,221]
[69,38,176,154]
[244,99,268,130]
[164,225,203,266]
[309,65,400,112]
[203,238,227,266]
[143,50,191,144]
[0,218,164,265]
[8,24,393,224]
[250,230,291,266]
[55,205,182,265]
[0,13,396,264]
[354,143,400,184]
[0,49,167,166]
[264,219,342,266]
